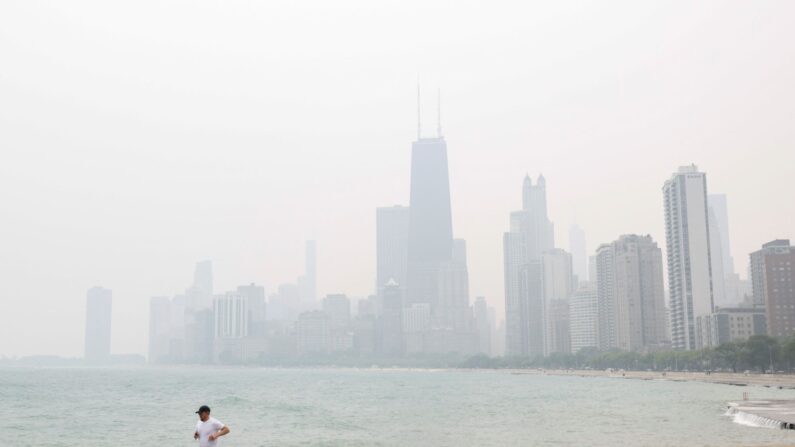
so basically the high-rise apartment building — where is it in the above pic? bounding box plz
[663,165,715,350]
[596,235,666,352]
[595,244,617,350]
[750,240,795,337]
[569,284,598,353]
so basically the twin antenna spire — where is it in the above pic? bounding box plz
[417,78,442,140]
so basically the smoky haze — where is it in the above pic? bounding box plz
[1,0,794,357]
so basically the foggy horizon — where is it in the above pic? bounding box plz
[2,0,794,358]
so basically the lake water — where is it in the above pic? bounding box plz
[3,367,795,446]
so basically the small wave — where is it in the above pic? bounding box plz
[725,406,785,429]
[217,395,252,405]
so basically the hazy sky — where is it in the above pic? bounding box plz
[2,0,793,357]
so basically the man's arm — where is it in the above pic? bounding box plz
[208,426,230,441]
[194,431,199,440]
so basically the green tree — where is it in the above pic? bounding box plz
[779,336,795,371]
[742,335,779,373]
[714,342,742,372]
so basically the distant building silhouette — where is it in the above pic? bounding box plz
[569,284,598,353]
[190,260,213,309]
[84,286,112,363]
[237,283,266,338]
[708,194,740,306]
[376,205,410,295]
[569,224,587,284]
[379,279,404,356]
[148,295,185,363]
[542,249,573,355]
[504,175,554,357]
[298,240,317,305]
[473,296,492,356]
[297,310,331,355]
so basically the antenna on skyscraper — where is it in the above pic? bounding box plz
[437,87,442,138]
[417,76,422,140]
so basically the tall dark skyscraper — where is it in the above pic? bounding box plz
[405,135,454,312]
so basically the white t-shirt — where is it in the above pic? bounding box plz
[195,417,225,447]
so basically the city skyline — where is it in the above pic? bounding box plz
[3,121,789,359]
[3,1,795,358]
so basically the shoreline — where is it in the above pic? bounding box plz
[514,368,795,389]
[7,362,795,391]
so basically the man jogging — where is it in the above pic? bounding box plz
[193,405,230,446]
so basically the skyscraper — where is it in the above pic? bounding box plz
[517,261,546,356]
[473,296,492,355]
[379,279,404,356]
[322,294,352,331]
[296,310,331,355]
[504,174,554,357]
[750,240,795,337]
[148,296,173,363]
[709,194,743,306]
[237,283,266,337]
[663,165,715,350]
[213,292,248,339]
[595,244,617,350]
[569,224,587,284]
[84,286,112,363]
[708,194,735,277]
[190,260,213,309]
[406,135,454,313]
[148,294,187,363]
[437,238,471,331]
[569,284,598,353]
[707,205,727,307]
[519,174,555,260]
[376,205,410,294]
[542,248,573,355]
[504,231,527,356]
[612,235,666,351]
[212,292,249,363]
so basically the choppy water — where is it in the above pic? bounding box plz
[3,367,795,446]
